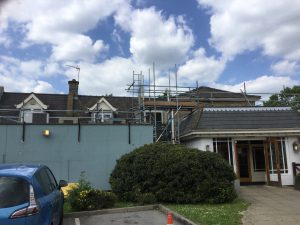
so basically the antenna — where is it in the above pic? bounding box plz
[66,65,80,82]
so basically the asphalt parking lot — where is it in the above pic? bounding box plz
[63,210,184,225]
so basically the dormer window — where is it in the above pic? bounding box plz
[89,97,116,123]
[16,93,49,124]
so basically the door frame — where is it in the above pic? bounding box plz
[236,143,252,183]
[264,138,282,187]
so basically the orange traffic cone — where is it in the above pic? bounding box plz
[167,212,174,225]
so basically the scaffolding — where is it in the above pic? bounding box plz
[126,65,281,143]
[126,65,204,144]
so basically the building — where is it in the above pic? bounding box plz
[0,81,260,127]
[0,80,136,125]
[180,107,300,186]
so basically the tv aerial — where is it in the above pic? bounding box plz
[66,65,80,82]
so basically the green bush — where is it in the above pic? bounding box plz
[77,189,117,210]
[67,172,92,211]
[137,193,157,205]
[67,172,117,211]
[110,143,236,204]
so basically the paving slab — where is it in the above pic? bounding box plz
[240,185,300,225]
[64,210,185,225]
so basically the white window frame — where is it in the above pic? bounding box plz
[269,137,288,174]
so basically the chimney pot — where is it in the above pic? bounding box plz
[68,79,79,96]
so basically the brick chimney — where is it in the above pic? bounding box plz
[68,79,79,96]
[67,79,79,115]
[0,86,4,101]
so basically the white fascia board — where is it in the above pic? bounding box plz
[181,129,300,140]
[89,97,117,111]
[15,93,48,109]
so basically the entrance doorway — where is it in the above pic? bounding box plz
[236,140,266,184]
[237,144,251,183]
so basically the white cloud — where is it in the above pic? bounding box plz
[271,60,299,76]
[212,75,298,103]
[178,48,225,83]
[20,60,43,78]
[1,0,130,62]
[0,56,61,93]
[51,36,108,62]
[65,57,147,96]
[33,81,55,93]
[197,0,300,62]
[0,56,62,79]
[128,7,194,69]
[0,74,55,93]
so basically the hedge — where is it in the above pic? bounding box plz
[110,143,236,204]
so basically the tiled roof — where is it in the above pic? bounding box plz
[0,92,137,119]
[179,86,261,100]
[180,107,300,135]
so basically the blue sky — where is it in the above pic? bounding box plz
[0,0,299,97]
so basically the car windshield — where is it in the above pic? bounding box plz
[0,176,29,208]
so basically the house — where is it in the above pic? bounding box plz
[180,107,300,186]
[0,81,260,128]
[0,79,136,124]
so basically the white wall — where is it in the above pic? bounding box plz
[185,138,213,152]
[185,136,300,186]
[281,137,300,185]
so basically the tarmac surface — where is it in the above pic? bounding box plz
[63,210,185,225]
[240,185,300,225]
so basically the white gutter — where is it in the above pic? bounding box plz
[180,129,300,140]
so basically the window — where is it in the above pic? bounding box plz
[35,168,56,195]
[269,137,288,174]
[93,110,113,122]
[213,138,233,166]
[145,111,163,124]
[20,109,48,123]
[45,168,58,190]
[0,177,29,208]
[252,146,265,172]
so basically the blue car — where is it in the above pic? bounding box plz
[0,164,68,225]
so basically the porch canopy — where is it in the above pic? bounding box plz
[180,107,300,140]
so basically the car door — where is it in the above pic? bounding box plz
[35,168,60,225]
[44,167,62,225]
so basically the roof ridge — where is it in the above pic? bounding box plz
[204,107,292,112]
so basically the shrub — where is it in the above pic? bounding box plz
[110,143,236,204]
[77,189,117,210]
[67,172,117,211]
[67,172,92,211]
[137,193,157,205]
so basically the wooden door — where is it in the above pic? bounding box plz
[237,144,252,183]
[264,139,282,186]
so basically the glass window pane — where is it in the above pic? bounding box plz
[268,138,288,174]
[213,138,233,165]
[252,146,265,171]
[45,168,58,192]
[35,169,52,195]
[0,177,29,208]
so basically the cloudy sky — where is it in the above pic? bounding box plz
[0,0,299,96]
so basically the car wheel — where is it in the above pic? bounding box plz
[58,206,64,225]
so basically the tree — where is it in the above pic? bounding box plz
[263,86,300,109]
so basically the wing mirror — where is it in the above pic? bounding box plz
[58,180,68,188]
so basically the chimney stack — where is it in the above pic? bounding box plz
[0,86,4,101]
[68,79,79,96]
[67,79,79,115]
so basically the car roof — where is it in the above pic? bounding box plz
[0,164,44,178]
